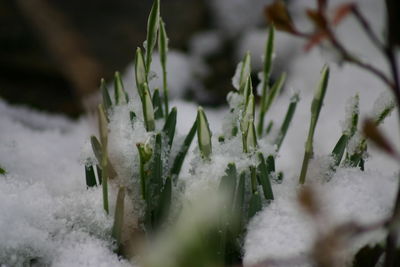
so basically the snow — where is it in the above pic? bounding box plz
[341,94,359,134]
[1,0,399,265]
[0,101,130,267]
[244,168,397,266]
[240,0,399,264]
[372,91,396,122]
[189,31,222,58]
[232,62,243,91]
[206,0,271,37]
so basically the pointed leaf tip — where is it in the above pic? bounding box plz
[197,107,212,159]
[114,71,128,105]
[135,47,147,98]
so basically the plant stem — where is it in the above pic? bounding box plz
[101,150,109,214]
[298,66,329,184]
[250,166,257,193]
[163,68,169,118]
[257,26,275,136]
[351,7,385,51]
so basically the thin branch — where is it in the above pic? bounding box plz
[247,219,388,267]
[351,7,385,51]
[325,28,395,89]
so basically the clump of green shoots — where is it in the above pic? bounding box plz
[84,0,200,239]
[331,92,395,171]
[331,93,360,169]
[82,0,342,264]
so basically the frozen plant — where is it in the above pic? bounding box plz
[79,0,399,266]
[84,0,301,264]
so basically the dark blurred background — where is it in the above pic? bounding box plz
[0,0,278,117]
[0,0,207,116]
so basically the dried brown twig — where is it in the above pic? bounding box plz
[247,186,389,267]
[265,1,400,266]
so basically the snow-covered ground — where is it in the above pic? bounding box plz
[1,0,399,266]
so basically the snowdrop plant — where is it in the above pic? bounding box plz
[84,0,295,261]
[329,92,395,173]
[82,0,397,265]
[90,3,292,263]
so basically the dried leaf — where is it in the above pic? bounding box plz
[317,0,328,12]
[298,186,320,217]
[306,9,327,30]
[265,1,297,34]
[363,119,399,159]
[333,3,355,26]
[304,31,329,52]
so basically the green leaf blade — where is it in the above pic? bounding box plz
[257,26,275,136]
[158,18,169,116]
[257,153,274,200]
[114,71,128,105]
[264,72,286,114]
[85,164,97,188]
[163,107,177,148]
[112,186,125,251]
[98,104,109,213]
[142,83,155,132]
[145,133,163,230]
[239,52,251,94]
[145,0,160,75]
[90,135,103,164]
[156,177,172,225]
[152,88,164,119]
[299,65,330,184]
[135,47,147,98]
[100,78,112,112]
[263,26,275,84]
[244,121,258,153]
[248,191,262,219]
[331,134,349,167]
[170,119,197,182]
[275,93,299,151]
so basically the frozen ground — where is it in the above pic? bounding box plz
[1,0,399,266]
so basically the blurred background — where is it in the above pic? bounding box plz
[1,0,396,118]
[0,0,280,117]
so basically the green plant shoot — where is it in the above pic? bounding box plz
[145,0,160,76]
[100,78,112,114]
[98,104,109,213]
[257,26,275,136]
[197,107,212,159]
[299,65,329,184]
[142,83,156,132]
[135,47,147,98]
[114,71,128,105]
[158,18,169,116]
[112,186,125,251]
[275,93,299,151]
[238,52,251,94]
